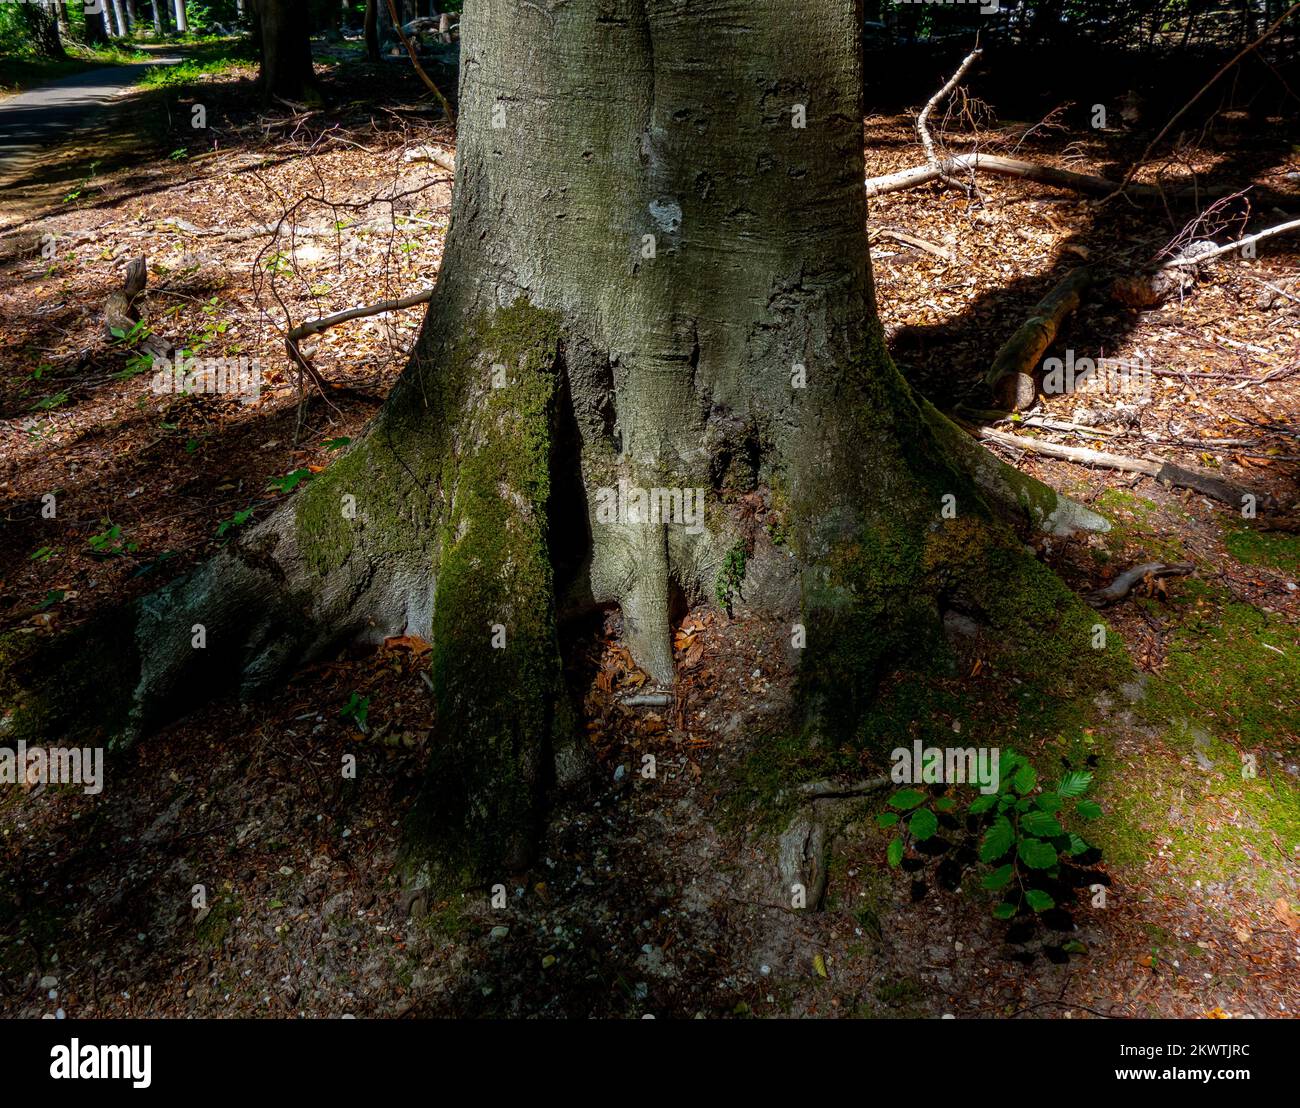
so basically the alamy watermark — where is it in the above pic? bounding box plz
[1041,350,1153,400]
[894,0,1001,15]
[1,741,103,796]
[891,740,1000,795]
[594,479,706,535]
[151,355,262,404]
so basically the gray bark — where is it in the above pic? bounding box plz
[4,0,1109,891]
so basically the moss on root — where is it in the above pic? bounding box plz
[402,299,573,894]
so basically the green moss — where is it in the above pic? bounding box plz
[1094,488,1186,561]
[1094,724,1299,898]
[403,299,571,892]
[1141,582,1300,754]
[196,890,243,951]
[1224,520,1300,575]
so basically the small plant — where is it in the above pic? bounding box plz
[30,391,69,412]
[34,589,66,612]
[29,546,56,562]
[109,318,153,349]
[116,350,157,381]
[715,540,747,614]
[322,437,351,451]
[87,520,138,557]
[268,468,312,494]
[340,692,370,733]
[62,162,99,205]
[881,749,1102,919]
[215,507,255,539]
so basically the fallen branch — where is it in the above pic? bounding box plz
[916,48,982,192]
[403,145,456,174]
[786,777,891,803]
[869,226,954,262]
[283,287,437,393]
[287,288,436,343]
[977,427,1260,507]
[1088,562,1194,606]
[865,152,1233,202]
[104,255,148,341]
[985,267,1094,410]
[1159,218,1300,269]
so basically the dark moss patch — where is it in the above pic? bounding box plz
[1141,580,1300,755]
[403,299,571,892]
[1223,520,1300,576]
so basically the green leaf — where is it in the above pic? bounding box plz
[1034,792,1063,813]
[1018,838,1058,869]
[980,816,1014,863]
[1076,800,1103,820]
[909,808,938,842]
[1066,833,1090,856]
[981,864,1014,891]
[1022,810,1065,838]
[1024,888,1055,912]
[889,788,926,810]
[968,793,997,814]
[886,837,904,867]
[1013,763,1038,795]
[1062,940,1087,954]
[934,796,956,812]
[876,811,899,829]
[1057,769,1093,798]
[993,902,1017,920]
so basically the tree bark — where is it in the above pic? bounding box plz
[173,0,188,33]
[84,2,110,43]
[364,0,380,60]
[250,0,319,102]
[4,0,1114,896]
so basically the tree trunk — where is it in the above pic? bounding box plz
[364,0,380,61]
[3,0,1113,897]
[150,0,162,34]
[84,2,110,43]
[26,0,67,55]
[110,0,129,37]
[173,0,188,33]
[251,0,319,101]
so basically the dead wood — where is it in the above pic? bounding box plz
[104,255,148,341]
[985,267,1094,410]
[977,427,1260,507]
[1088,562,1195,606]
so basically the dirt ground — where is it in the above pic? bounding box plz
[1,47,1297,1018]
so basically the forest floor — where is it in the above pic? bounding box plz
[0,45,1297,1018]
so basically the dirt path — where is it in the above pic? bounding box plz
[0,55,181,178]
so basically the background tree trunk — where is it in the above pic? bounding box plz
[173,0,188,33]
[364,0,380,60]
[84,2,110,43]
[250,0,319,101]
